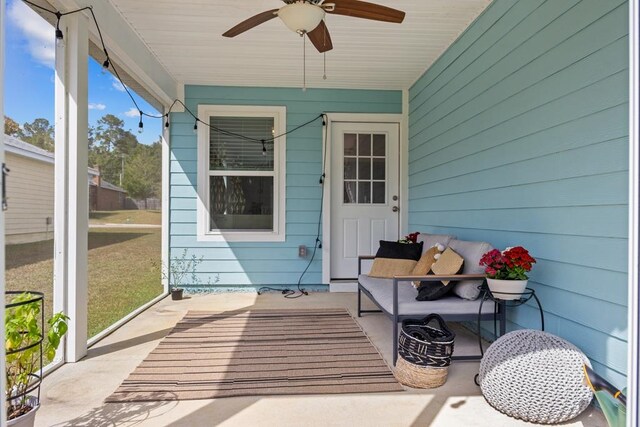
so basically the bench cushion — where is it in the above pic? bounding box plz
[359,274,494,318]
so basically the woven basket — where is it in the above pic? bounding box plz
[398,314,455,367]
[395,356,448,388]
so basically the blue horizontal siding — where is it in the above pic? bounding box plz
[409,0,628,386]
[169,86,401,287]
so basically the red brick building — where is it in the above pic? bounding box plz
[88,167,127,211]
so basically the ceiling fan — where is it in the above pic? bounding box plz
[222,0,406,53]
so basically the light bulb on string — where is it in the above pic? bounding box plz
[55,14,64,47]
[262,140,267,156]
[138,111,144,134]
[165,115,170,129]
[193,120,198,134]
[101,58,110,75]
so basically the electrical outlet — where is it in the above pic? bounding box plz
[298,245,307,258]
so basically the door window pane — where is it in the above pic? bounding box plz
[344,158,356,180]
[344,134,357,155]
[372,158,385,180]
[373,182,385,204]
[373,134,386,156]
[358,182,371,204]
[358,158,371,180]
[344,181,356,204]
[358,134,371,156]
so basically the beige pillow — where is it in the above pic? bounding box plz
[430,247,464,286]
[411,245,442,287]
[369,258,417,278]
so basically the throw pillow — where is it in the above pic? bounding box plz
[415,248,464,301]
[447,239,493,300]
[369,240,423,279]
[411,244,444,288]
[416,277,451,301]
[430,247,464,286]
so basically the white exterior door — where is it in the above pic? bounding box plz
[330,122,400,280]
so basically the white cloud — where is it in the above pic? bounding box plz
[8,0,55,68]
[112,76,127,92]
[89,103,106,111]
[124,108,140,118]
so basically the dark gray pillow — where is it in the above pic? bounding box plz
[415,277,451,301]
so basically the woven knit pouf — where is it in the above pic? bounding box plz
[479,330,593,424]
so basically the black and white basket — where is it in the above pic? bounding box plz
[398,314,455,368]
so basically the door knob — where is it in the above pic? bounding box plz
[392,206,399,212]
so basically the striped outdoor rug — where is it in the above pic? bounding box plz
[106,309,403,402]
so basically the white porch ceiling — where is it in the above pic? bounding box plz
[108,0,491,91]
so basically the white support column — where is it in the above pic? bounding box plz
[0,0,7,421]
[53,10,69,364]
[54,13,89,363]
[628,0,639,425]
[161,109,170,293]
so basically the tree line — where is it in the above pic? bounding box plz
[4,114,161,203]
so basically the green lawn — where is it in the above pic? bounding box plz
[89,210,161,225]
[5,227,163,338]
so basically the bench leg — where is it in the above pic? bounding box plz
[357,287,362,317]
[392,314,398,366]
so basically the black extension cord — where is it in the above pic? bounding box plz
[258,114,328,299]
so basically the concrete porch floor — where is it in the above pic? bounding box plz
[37,292,607,427]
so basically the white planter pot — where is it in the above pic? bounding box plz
[487,278,527,300]
[7,396,40,427]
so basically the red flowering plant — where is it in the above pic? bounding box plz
[398,232,420,244]
[479,246,536,280]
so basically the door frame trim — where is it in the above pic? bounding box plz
[322,112,407,285]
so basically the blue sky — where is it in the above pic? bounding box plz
[3,0,161,145]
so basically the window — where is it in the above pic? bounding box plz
[343,133,387,204]
[197,105,286,241]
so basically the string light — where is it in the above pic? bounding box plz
[101,58,110,75]
[55,12,64,47]
[21,0,323,147]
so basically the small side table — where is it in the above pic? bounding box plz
[476,284,544,357]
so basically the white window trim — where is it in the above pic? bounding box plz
[197,105,286,242]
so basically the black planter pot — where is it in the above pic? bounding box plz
[171,288,184,300]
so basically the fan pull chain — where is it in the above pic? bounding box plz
[323,52,327,80]
[323,28,327,80]
[302,33,307,92]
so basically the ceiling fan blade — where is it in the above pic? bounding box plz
[327,0,405,23]
[222,9,279,38]
[307,20,333,53]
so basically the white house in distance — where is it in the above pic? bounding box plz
[4,134,126,244]
[4,134,55,244]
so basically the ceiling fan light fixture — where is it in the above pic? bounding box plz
[278,3,325,34]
